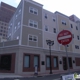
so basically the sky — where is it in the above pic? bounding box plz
[0,0,80,18]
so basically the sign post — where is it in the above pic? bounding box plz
[57,30,72,74]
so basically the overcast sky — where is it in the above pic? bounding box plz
[0,0,80,18]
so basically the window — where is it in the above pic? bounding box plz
[19,9,21,13]
[34,8,38,15]
[29,35,37,42]
[45,26,48,31]
[45,14,47,19]
[29,20,38,28]
[71,24,73,28]
[53,28,56,33]
[53,57,58,68]
[18,22,20,28]
[24,55,30,68]
[62,21,66,25]
[15,26,16,31]
[75,45,79,49]
[77,36,79,40]
[29,35,32,40]
[17,36,19,39]
[34,56,39,67]
[29,7,38,15]
[76,26,78,30]
[46,56,50,68]
[53,18,56,22]
[16,15,18,19]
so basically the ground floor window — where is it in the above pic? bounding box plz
[46,56,59,70]
[75,57,80,66]
[34,55,39,67]
[53,57,58,68]
[24,55,30,68]
[46,56,50,68]
[23,53,40,72]
[0,55,12,70]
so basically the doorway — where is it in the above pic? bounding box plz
[62,57,73,70]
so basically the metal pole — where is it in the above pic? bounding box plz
[65,45,70,74]
[49,45,52,74]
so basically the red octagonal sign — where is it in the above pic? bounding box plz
[57,30,72,45]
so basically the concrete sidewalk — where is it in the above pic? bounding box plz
[0,74,23,78]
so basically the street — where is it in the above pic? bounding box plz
[0,74,61,80]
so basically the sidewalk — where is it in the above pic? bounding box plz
[0,74,23,78]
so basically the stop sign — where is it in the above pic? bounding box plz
[57,30,72,45]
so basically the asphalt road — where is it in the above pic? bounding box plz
[0,71,80,80]
[0,74,61,80]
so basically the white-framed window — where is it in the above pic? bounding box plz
[29,7,38,15]
[76,26,78,30]
[29,20,38,28]
[77,36,79,40]
[29,35,38,42]
[45,13,47,19]
[53,18,56,22]
[15,26,17,32]
[45,25,48,31]
[18,22,20,28]
[53,28,56,33]
[19,9,21,14]
[16,15,18,19]
[75,45,79,49]
[62,20,66,25]
[71,24,73,28]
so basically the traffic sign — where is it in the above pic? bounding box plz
[57,30,72,45]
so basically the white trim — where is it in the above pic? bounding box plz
[44,25,49,32]
[25,0,43,7]
[43,30,57,35]
[28,34,38,42]
[23,25,42,31]
[20,0,24,45]
[28,19,38,29]
[42,9,44,49]
[29,6,38,15]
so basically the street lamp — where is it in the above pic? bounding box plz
[46,40,54,74]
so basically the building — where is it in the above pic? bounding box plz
[0,0,80,75]
[0,2,16,41]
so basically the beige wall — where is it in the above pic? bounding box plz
[43,10,59,50]
[21,26,43,47]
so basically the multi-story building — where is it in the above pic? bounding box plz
[0,2,16,40]
[0,0,80,75]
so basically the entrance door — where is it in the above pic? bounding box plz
[63,57,73,70]
[63,57,67,70]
